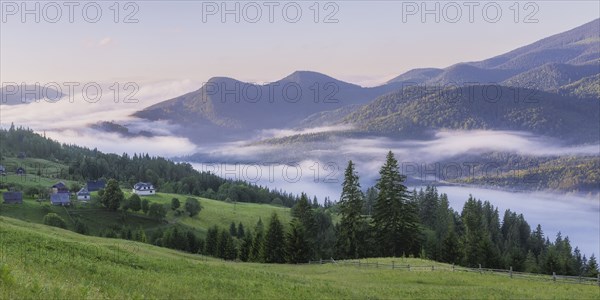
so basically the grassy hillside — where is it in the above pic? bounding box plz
[0,189,292,239]
[1,216,598,299]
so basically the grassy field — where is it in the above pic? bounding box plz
[1,216,598,299]
[1,156,293,238]
[0,157,77,189]
[0,188,292,239]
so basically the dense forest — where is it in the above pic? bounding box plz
[0,125,299,207]
[144,153,599,277]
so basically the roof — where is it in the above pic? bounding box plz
[52,182,67,189]
[133,182,154,190]
[3,191,23,201]
[77,187,90,196]
[86,180,106,192]
[50,193,70,204]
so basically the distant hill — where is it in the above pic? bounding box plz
[0,85,64,105]
[558,74,600,99]
[341,85,599,143]
[133,72,403,140]
[471,19,599,70]
[502,63,599,92]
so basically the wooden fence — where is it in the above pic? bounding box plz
[308,259,600,286]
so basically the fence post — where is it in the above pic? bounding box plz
[509,266,513,278]
[376,261,379,268]
[552,272,556,282]
[358,260,361,267]
[432,265,434,271]
[392,261,395,269]
[320,259,322,265]
[408,264,411,271]
[452,264,455,272]
[597,274,599,287]
[479,264,482,274]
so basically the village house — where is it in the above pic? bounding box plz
[51,182,69,194]
[50,193,70,206]
[3,191,23,204]
[0,165,6,176]
[77,187,91,201]
[86,179,106,192]
[16,167,26,175]
[133,182,155,195]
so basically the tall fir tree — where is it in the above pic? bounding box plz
[285,219,311,263]
[337,160,366,258]
[372,151,420,257]
[262,213,286,263]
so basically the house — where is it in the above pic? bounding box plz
[51,182,69,194]
[133,182,155,195]
[50,193,70,206]
[86,179,106,192]
[3,191,23,204]
[16,167,25,175]
[0,165,5,176]
[77,187,91,201]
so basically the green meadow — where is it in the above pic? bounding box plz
[1,216,598,299]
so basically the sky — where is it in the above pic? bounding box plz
[1,1,599,87]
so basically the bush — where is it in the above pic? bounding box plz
[184,198,202,217]
[73,219,89,235]
[43,213,66,229]
[41,203,52,213]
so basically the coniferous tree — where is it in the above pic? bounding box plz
[337,160,366,258]
[372,151,420,257]
[586,254,599,277]
[250,219,265,262]
[204,225,219,257]
[217,229,237,260]
[262,213,286,263]
[286,219,311,263]
[239,231,253,262]
[229,222,237,237]
[237,222,245,238]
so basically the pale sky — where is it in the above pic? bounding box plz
[1,1,599,87]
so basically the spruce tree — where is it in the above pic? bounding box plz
[286,219,311,263]
[586,254,599,277]
[262,213,286,263]
[337,160,365,258]
[204,225,219,257]
[372,151,420,257]
[239,231,253,262]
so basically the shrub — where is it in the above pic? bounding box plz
[43,213,66,229]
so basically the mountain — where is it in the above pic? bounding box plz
[386,68,443,84]
[132,19,599,144]
[340,85,599,143]
[133,71,403,140]
[471,18,599,70]
[391,18,599,87]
